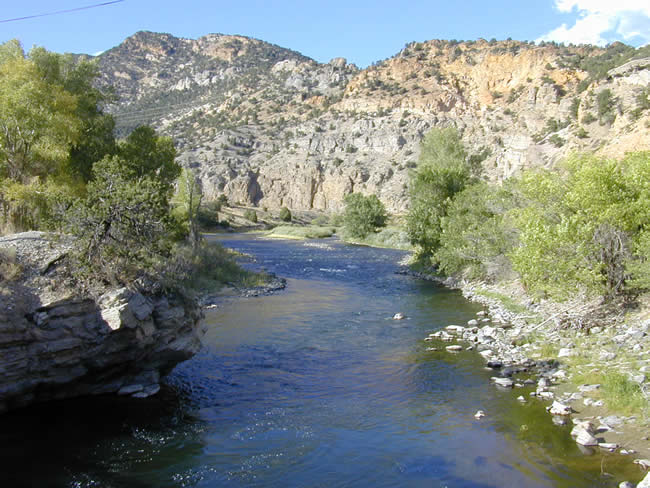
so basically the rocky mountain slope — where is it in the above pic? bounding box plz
[97,32,650,213]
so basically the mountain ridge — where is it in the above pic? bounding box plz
[96,31,650,213]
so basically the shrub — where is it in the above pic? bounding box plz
[342,193,387,239]
[243,209,258,223]
[509,152,650,299]
[436,182,517,280]
[406,127,475,256]
[279,206,292,222]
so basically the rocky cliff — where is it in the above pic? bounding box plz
[98,33,650,213]
[0,232,204,413]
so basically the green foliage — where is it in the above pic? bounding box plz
[171,168,202,245]
[406,127,474,256]
[279,206,292,222]
[509,152,650,299]
[69,155,176,284]
[436,182,517,280]
[0,179,76,233]
[596,88,616,124]
[162,240,267,294]
[581,113,597,124]
[116,126,179,191]
[627,230,650,290]
[0,42,80,182]
[342,193,387,239]
[243,209,258,223]
[197,200,222,228]
[548,134,565,147]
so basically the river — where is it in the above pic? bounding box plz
[0,235,637,487]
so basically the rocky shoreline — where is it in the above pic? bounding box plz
[0,232,205,413]
[404,267,650,487]
[199,274,287,309]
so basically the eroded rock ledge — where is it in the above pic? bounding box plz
[0,232,204,413]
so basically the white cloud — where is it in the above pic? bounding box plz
[538,0,650,46]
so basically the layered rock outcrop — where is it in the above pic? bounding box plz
[0,232,203,413]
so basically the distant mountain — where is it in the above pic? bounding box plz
[97,32,650,213]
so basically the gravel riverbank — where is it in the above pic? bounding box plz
[403,267,650,486]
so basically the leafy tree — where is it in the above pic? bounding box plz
[436,182,517,280]
[29,47,117,183]
[244,209,258,223]
[406,127,475,256]
[0,42,80,182]
[172,168,203,248]
[69,155,175,283]
[342,193,387,238]
[509,152,650,299]
[116,126,179,191]
[279,206,292,222]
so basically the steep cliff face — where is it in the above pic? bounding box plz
[98,34,650,213]
[0,232,204,413]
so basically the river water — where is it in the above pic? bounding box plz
[0,235,637,487]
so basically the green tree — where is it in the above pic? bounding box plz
[342,193,387,238]
[279,206,292,222]
[509,152,650,299]
[117,126,179,191]
[70,155,175,283]
[0,42,80,182]
[405,127,474,256]
[29,46,117,183]
[436,181,517,280]
[172,168,203,248]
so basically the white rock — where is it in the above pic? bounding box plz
[492,377,514,388]
[392,313,405,320]
[549,401,572,416]
[578,384,601,393]
[558,348,574,358]
[630,373,646,384]
[474,410,485,419]
[445,345,463,352]
[634,459,650,470]
[637,470,650,488]
[479,350,493,359]
[598,442,618,450]
[599,351,617,361]
[538,391,554,400]
[575,430,599,446]
[445,325,465,334]
[517,395,526,403]
[571,421,595,437]
[467,319,479,326]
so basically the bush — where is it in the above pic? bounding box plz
[342,193,387,239]
[406,127,475,256]
[243,209,258,223]
[279,206,292,222]
[597,89,616,124]
[436,182,517,280]
[197,200,222,228]
[509,152,650,299]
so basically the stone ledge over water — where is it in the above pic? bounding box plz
[0,232,204,413]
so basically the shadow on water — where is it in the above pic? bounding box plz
[0,235,641,487]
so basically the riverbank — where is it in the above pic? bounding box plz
[406,263,650,484]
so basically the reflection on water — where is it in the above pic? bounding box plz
[0,236,638,487]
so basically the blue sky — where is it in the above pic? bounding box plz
[2,0,649,67]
